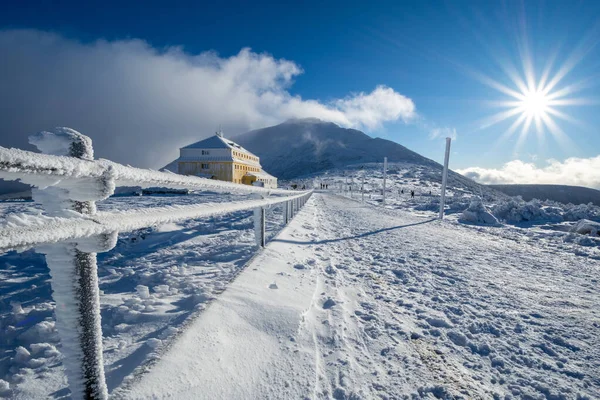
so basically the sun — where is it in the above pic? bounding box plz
[519,90,549,118]
[471,42,593,153]
[473,63,591,154]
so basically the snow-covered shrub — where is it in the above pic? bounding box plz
[414,199,439,212]
[459,198,499,225]
[562,203,600,222]
[413,197,470,214]
[570,219,600,236]
[0,379,11,397]
[491,199,562,224]
[564,232,600,247]
[13,346,30,364]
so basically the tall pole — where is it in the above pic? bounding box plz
[383,157,387,205]
[439,137,452,219]
[361,167,365,202]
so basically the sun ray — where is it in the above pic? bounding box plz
[540,114,578,154]
[548,97,599,106]
[541,20,600,95]
[545,74,599,101]
[515,114,533,154]
[545,107,582,126]
[478,107,524,129]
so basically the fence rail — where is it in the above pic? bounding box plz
[0,128,312,400]
[0,192,311,252]
[0,145,298,197]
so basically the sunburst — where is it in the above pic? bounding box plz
[476,66,588,154]
[471,21,599,154]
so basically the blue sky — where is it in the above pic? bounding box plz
[1,0,599,186]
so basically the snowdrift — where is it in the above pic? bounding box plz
[569,219,600,236]
[459,198,500,225]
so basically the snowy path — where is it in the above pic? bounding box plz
[125,193,599,399]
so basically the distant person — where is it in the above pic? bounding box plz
[411,190,415,198]
[401,189,404,194]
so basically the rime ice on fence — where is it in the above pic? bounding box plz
[0,127,313,399]
[0,195,311,252]
[0,145,295,197]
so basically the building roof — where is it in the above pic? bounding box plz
[182,133,258,158]
[244,171,277,180]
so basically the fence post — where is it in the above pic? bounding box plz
[383,157,387,206]
[29,128,115,400]
[254,207,266,247]
[361,168,365,203]
[283,201,289,224]
[439,137,452,219]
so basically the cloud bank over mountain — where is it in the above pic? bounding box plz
[458,156,600,189]
[0,29,415,168]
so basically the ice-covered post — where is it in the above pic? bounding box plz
[283,201,289,224]
[439,137,452,219]
[254,207,266,247]
[382,157,388,205]
[361,167,365,203]
[29,128,115,400]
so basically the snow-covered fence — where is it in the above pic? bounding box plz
[0,128,312,400]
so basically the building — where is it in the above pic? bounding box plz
[177,131,278,189]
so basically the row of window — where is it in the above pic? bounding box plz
[201,150,210,155]
[199,163,259,173]
[235,164,259,172]
[233,150,257,163]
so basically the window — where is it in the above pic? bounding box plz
[201,150,210,155]
[201,163,209,169]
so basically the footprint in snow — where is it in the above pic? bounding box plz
[322,298,336,309]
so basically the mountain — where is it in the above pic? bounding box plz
[489,184,600,206]
[231,118,437,179]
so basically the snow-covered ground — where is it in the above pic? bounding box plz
[0,191,293,399]
[1,182,599,398]
[120,193,599,399]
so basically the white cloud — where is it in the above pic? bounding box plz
[457,156,600,189]
[0,29,416,168]
[429,127,457,141]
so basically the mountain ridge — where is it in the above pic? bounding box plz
[231,118,438,179]
[489,184,600,206]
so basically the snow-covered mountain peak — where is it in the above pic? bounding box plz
[231,120,435,179]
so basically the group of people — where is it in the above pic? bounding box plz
[320,183,329,189]
[400,189,416,198]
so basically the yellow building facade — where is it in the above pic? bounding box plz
[177,131,277,188]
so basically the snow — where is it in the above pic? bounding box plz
[13,347,30,365]
[1,189,308,398]
[29,127,94,160]
[459,197,500,225]
[40,244,108,400]
[1,158,599,399]
[0,380,10,397]
[570,219,600,236]
[122,194,599,399]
